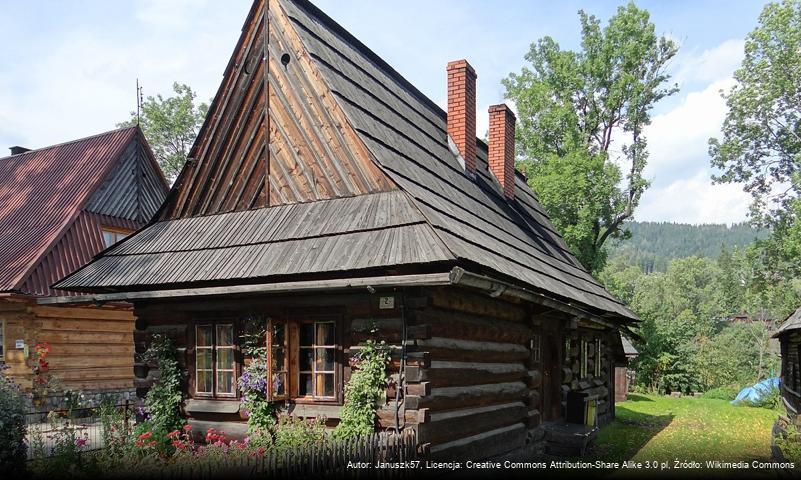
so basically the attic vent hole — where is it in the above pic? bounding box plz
[281,53,291,67]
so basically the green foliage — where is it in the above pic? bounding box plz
[776,425,801,462]
[334,338,391,440]
[709,0,801,273]
[142,335,184,444]
[602,250,796,394]
[607,221,766,273]
[29,411,92,477]
[701,385,741,401]
[504,2,678,272]
[237,317,276,434]
[119,82,208,181]
[273,416,327,452]
[0,365,26,475]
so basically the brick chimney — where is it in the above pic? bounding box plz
[447,59,477,173]
[488,103,516,200]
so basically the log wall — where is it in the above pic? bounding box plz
[780,334,801,423]
[404,288,537,460]
[1,297,135,393]
[128,284,622,455]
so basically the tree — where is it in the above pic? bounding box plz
[709,0,801,271]
[119,82,208,182]
[504,2,678,273]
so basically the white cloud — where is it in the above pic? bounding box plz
[637,169,751,225]
[634,38,750,224]
[674,38,744,87]
[644,77,734,182]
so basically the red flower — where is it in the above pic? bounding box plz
[183,424,192,431]
[138,431,153,440]
[167,430,180,439]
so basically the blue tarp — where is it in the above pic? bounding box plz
[731,377,780,404]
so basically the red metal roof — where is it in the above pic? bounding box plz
[0,127,138,292]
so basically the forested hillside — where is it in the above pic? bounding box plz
[608,221,766,272]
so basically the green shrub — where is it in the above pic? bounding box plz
[273,416,327,452]
[334,338,390,440]
[702,385,741,401]
[0,364,26,475]
[142,335,184,444]
[776,424,801,462]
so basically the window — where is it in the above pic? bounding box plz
[565,338,571,362]
[101,227,130,248]
[0,320,4,361]
[580,339,588,378]
[267,317,340,402]
[195,324,236,397]
[531,335,541,363]
[298,322,336,399]
[595,339,602,377]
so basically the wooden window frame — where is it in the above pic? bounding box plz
[0,319,4,362]
[101,226,132,248]
[267,314,342,405]
[531,334,541,363]
[580,339,589,378]
[194,322,238,399]
[595,339,602,377]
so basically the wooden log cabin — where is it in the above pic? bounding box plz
[0,128,168,398]
[49,0,638,459]
[774,307,801,425]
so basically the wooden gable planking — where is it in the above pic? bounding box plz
[85,134,168,223]
[163,0,393,220]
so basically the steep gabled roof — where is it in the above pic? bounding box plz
[774,307,801,338]
[55,0,637,322]
[0,126,168,294]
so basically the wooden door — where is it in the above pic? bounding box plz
[541,328,563,421]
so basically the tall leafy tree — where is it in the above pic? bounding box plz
[119,82,208,182]
[504,2,678,273]
[709,0,801,272]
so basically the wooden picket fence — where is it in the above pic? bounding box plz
[148,430,419,479]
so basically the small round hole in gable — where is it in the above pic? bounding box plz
[281,53,291,67]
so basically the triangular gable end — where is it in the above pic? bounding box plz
[86,132,169,224]
[163,0,395,220]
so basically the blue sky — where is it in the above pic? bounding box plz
[0,0,769,224]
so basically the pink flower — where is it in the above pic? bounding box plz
[75,438,88,448]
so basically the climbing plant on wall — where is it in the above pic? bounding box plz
[334,336,391,440]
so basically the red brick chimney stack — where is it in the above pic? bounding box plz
[446,59,477,173]
[488,103,516,200]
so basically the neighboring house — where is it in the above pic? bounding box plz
[731,309,775,329]
[50,0,637,459]
[0,127,168,398]
[614,335,638,403]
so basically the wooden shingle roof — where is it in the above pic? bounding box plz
[55,0,637,322]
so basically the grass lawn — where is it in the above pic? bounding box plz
[589,394,779,466]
